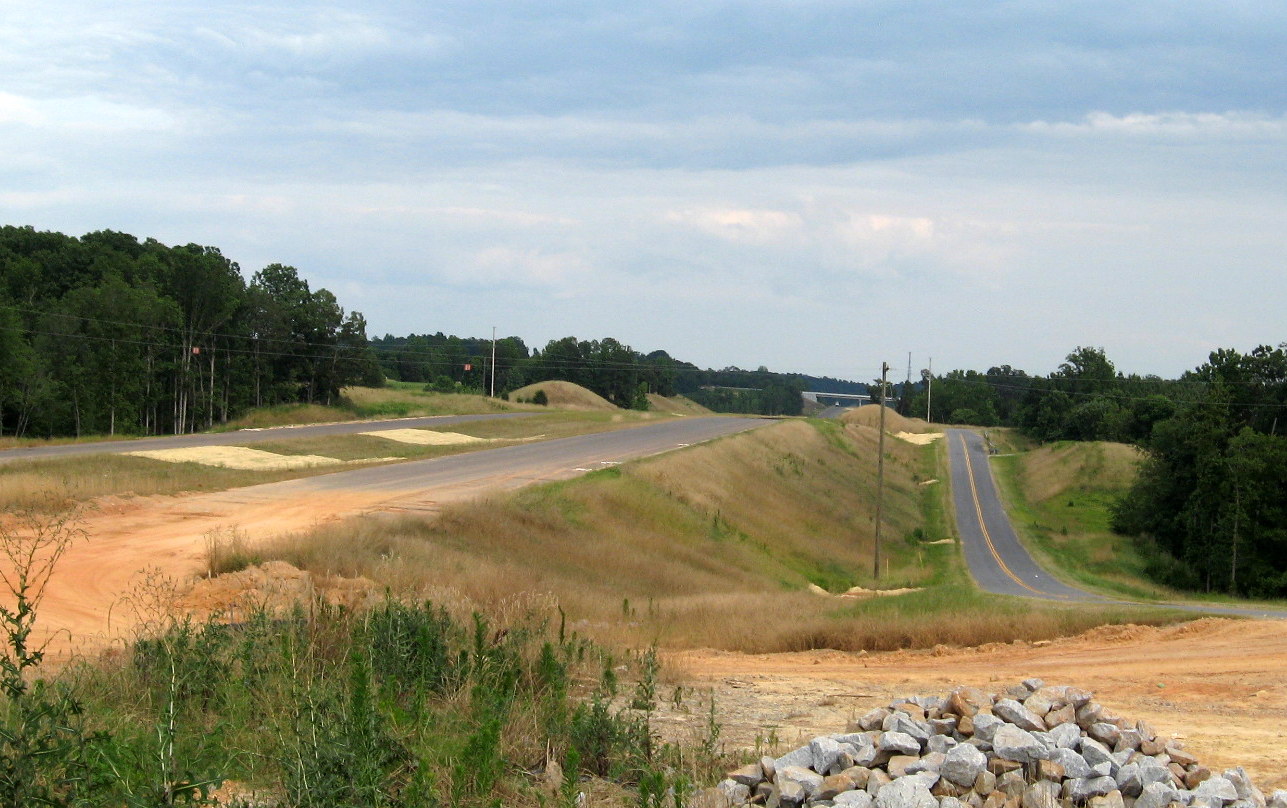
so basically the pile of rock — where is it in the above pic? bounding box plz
[713,680,1285,808]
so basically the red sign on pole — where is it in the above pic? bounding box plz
[463,363,472,371]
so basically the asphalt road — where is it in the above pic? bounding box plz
[132,414,774,510]
[945,427,1287,619]
[817,406,851,420]
[946,428,1099,601]
[0,413,535,464]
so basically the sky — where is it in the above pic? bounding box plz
[2,1,1285,382]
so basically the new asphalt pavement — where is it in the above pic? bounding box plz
[945,427,1287,619]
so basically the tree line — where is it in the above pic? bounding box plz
[0,226,854,436]
[0,226,381,438]
[1110,345,1287,597]
[900,344,1287,597]
[898,346,1181,443]
[369,334,836,416]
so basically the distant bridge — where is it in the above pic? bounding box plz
[802,391,873,407]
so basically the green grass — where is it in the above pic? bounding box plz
[990,442,1287,610]
[29,595,706,807]
[991,448,1170,600]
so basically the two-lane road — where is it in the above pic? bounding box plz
[946,428,1102,601]
[946,427,1287,619]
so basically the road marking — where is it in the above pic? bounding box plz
[958,433,1052,598]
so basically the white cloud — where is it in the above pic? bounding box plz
[0,91,175,132]
[1023,111,1287,138]
[664,207,803,244]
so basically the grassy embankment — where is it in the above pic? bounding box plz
[991,439,1163,599]
[992,436,1287,608]
[0,409,666,514]
[241,415,1182,654]
[215,383,532,430]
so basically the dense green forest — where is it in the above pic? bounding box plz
[0,226,381,437]
[1111,346,1287,596]
[898,346,1181,442]
[907,344,1287,597]
[0,225,853,436]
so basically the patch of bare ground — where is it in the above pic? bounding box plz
[661,617,1287,790]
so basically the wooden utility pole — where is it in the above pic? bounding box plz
[874,361,889,580]
[925,357,933,423]
[490,326,497,398]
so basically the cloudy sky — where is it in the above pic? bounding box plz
[3,1,1285,380]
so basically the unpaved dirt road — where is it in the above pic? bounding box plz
[661,618,1287,789]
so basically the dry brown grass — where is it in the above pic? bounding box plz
[510,380,618,411]
[645,394,712,415]
[0,412,668,514]
[840,405,934,434]
[341,385,530,416]
[1018,440,1142,505]
[221,403,350,430]
[246,417,1182,654]
[0,455,293,513]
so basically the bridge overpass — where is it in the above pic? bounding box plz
[802,391,873,407]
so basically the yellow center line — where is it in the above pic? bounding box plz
[958,433,1054,598]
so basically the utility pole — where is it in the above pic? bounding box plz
[489,326,497,398]
[905,352,912,407]
[926,357,933,422]
[874,361,889,581]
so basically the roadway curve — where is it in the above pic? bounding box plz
[945,427,1287,619]
[29,415,769,650]
[0,413,536,464]
[946,429,1101,601]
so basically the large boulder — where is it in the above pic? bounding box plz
[878,731,922,756]
[836,790,875,808]
[777,765,824,800]
[1136,781,1184,808]
[941,744,988,788]
[993,699,1048,733]
[774,745,814,772]
[993,724,1047,765]
[1195,776,1240,806]
[811,737,846,775]
[1065,776,1120,803]
[972,714,1004,743]
[873,776,938,808]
